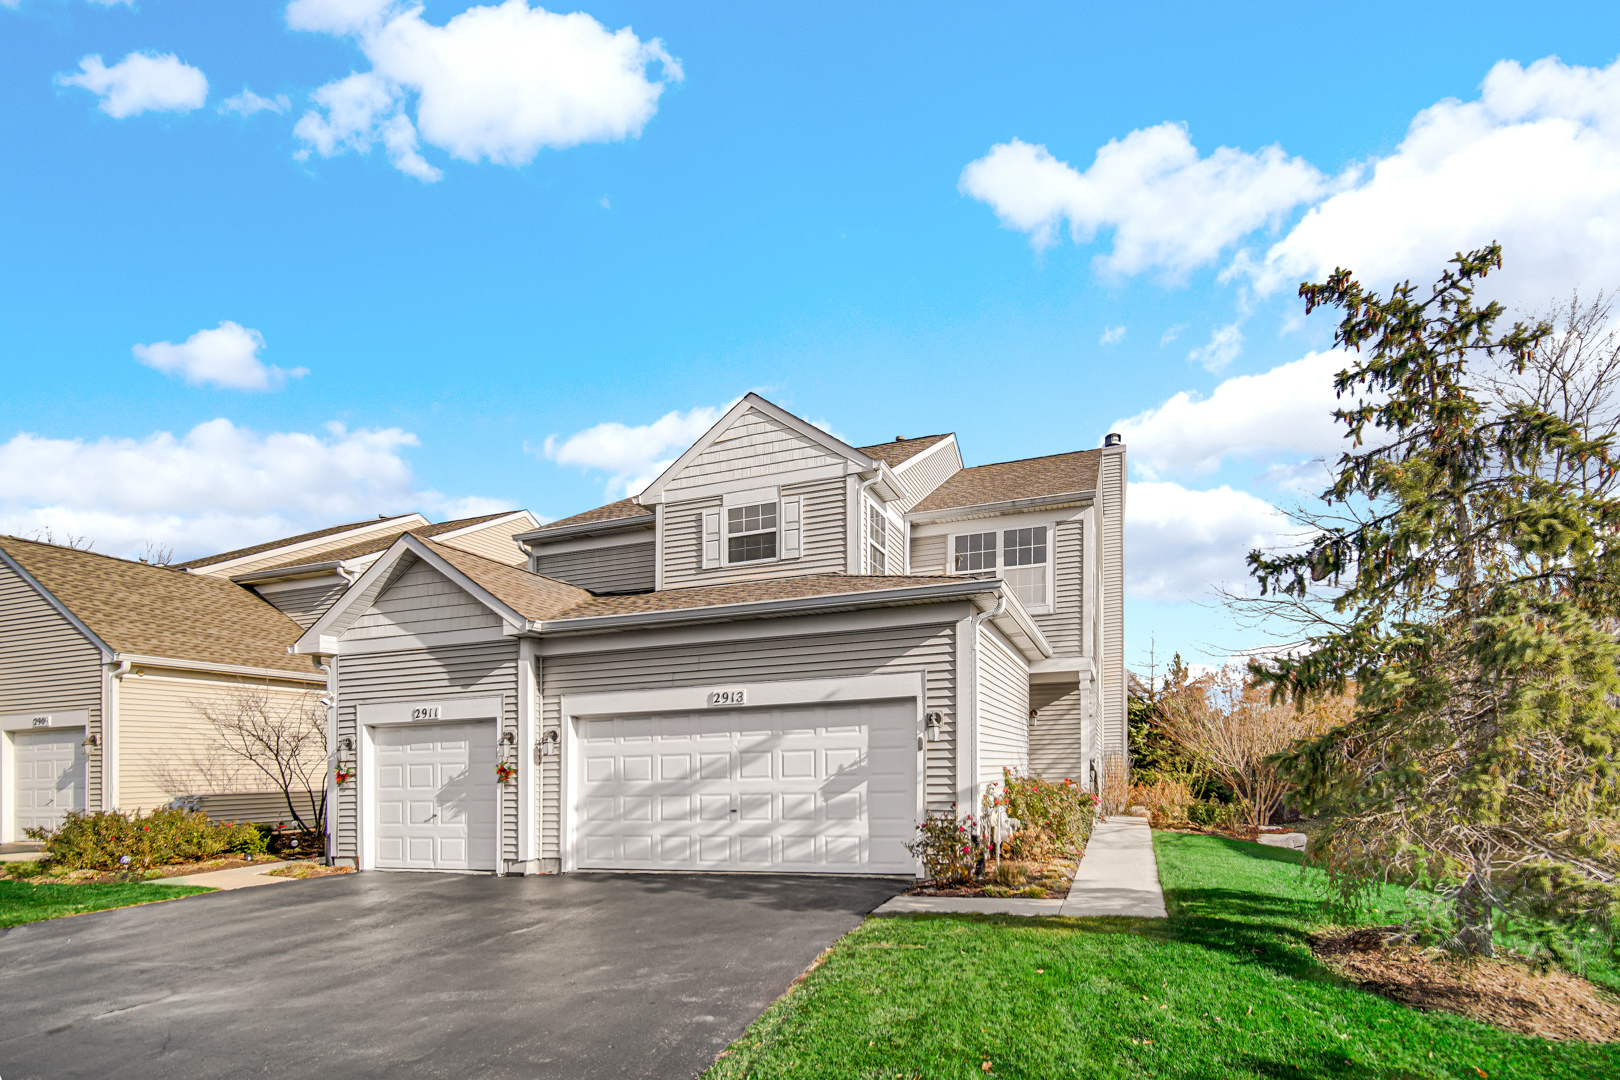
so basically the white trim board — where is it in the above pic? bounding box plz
[357,695,505,726]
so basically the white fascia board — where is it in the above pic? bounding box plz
[0,545,113,661]
[891,434,962,477]
[515,515,655,546]
[910,504,1085,539]
[561,671,925,721]
[637,394,879,506]
[975,587,1053,662]
[530,579,996,636]
[292,534,524,653]
[231,560,345,585]
[250,573,347,596]
[111,653,325,684]
[906,491,1094,527]
[187,514,428,577]
[334,625,513,656]
[524,529,655,557]
[434,509,540,541]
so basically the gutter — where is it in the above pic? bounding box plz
[111,652,326,684]
[230,560,346,585]
[906,489,1094,524]
[515,515,656,546]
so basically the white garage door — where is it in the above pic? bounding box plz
[14,728,86,834]
[575,699,917,874]
[373,721,498,871]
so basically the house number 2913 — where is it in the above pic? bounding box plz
[706,690,746,707]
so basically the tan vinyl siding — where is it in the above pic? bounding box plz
[332,640,520,861]
[0,560,105,808]
[662,475,848,588]
[534,542,655,594]
[1029,688,1089,785]
[1030,519,1083,655]
[186,789,322,826]
[1100,452,1126,758]
[437,520,527,567]
[116,670,319,814]
[910,533,948,575]
[977,625,1029,784]
[538,620,959,860]
[665,408,840,492]
[258,581,347,630]
[895,441,961,508]
[346,559,504,641]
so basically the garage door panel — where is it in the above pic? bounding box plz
[373,720,497,872]
[575,700,916,874]
[13,729,86,834]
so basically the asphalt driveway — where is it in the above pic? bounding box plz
[0,871,907,1080]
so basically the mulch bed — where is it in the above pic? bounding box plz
[265,863,355,879]
[1310,926,1620,1043]
[18,851,326,885]
[904,857,1079,899]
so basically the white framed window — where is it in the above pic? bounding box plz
[949,524,1051,610]
[727,502,778,563]
[867,502,888,574]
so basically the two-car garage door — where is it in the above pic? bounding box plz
[575,699,917,875]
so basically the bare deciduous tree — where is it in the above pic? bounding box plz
[190,684,327,836]
[24,527,94,550]
[139,540,176,566]
[1155,665,1353,828]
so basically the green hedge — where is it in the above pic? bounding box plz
[27,808,267,871]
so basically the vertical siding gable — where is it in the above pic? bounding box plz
[346,559,504,641]
[664,409,845,492]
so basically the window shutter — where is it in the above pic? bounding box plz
[781,496,802,559]
[702,509,722,569]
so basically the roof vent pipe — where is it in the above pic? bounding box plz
[1103,433,1122,447]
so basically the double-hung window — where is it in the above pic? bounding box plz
[727,502,777,563]
[867,502,888,574]
[951,525,1049,609]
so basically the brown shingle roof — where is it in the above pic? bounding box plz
[548,573,962,621]
[245,512,518,573]
[857,433,953,468]
[911,449,1101,513]
[422,539,591,620]
[0,537,320,676]
[528,497,654,535]
[174,514,420,569]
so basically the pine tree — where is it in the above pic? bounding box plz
[1249,245,1620,956]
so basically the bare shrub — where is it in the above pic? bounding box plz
[1128,776,1194,827]
[1100,753,1131,816]
[1156,665,1352,829]
[190,684,327,837]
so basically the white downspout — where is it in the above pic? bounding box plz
[107,658,130,811]
[963,594,1006,823]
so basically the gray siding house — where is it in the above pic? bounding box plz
[299,395,1126,876]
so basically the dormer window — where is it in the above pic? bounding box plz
[727,502,777,563]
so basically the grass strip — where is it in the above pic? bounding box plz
[702,832,1619,1079]
[0,879,213,929]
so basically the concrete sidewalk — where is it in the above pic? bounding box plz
[1059,817,1167,917]
[150,861,293,890]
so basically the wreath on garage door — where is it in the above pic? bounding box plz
[495,760,518,785]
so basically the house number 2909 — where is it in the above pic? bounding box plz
[706,690,746,707]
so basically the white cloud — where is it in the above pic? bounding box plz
[1186,321,1244,373]
[1159,324,1186,346]
[291,0,682,182]
[132,322,308,391]
[1113,350,1349,478]
[0,419,504,560]
[1127,481,1296,601]
[220,88,291,116]
[1239,56,1620,306]
[542,402,731,499]
[1098,325,1126,346]
[56,52,207,118]
[958,126,1328,277]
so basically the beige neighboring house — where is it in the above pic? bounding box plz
[0,510,541,841]
[297,394,1126,877]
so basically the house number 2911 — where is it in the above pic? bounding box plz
[706,690,746,707]
[410,706,441,720]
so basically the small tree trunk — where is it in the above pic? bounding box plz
[1455,871,1495,957]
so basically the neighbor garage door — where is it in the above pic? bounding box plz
[14,728,86,834]
[373,721,499,871]
[575,699,916,874]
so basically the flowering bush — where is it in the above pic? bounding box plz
[905,812,983,885]
[27,808,266,871]
[985,768,1098,860]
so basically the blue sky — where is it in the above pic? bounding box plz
[4,0,1620,670]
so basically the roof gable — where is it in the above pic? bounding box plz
[637,394,879,504]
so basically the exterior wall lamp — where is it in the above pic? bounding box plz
[925,711,943,743]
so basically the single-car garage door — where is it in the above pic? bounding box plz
[373,721,498,871]
[575,699,917,874]
[14,728,86,835]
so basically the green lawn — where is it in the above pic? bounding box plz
[703,833,1619,1079]
[0,879,213,929]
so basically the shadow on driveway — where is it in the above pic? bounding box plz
[0,871,907,1080]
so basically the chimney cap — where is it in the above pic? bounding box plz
[1103,433,1123,448]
